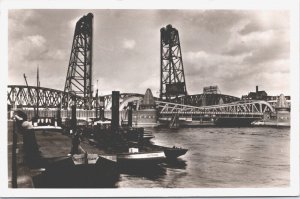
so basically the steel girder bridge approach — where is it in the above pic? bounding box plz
[7,13,275,123]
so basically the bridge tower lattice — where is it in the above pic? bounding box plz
[160,24,187,101]
[64,13,93,109]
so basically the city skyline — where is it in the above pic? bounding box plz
[8,9,290,98]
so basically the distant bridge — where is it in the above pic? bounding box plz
[156,100,274,121]
[171,94,240,107]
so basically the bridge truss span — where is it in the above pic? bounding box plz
[156,100,274,118]
[7,85,145,110]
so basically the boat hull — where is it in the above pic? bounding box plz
[164,148,188,159]
[32,156,119,188]
[20,125,119,188]
[117,151,166,165]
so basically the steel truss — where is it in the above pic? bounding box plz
[160,24,187,100]
[64,13,93,109]
[7,85,144,110]
[156,100,275,118]
[176,94,240,106]
[8,85,83,109]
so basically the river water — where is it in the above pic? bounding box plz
[116,127,290,188]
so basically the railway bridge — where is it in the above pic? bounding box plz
[7,85,274,124]
[7,14,282,126]
[7,85,143,110]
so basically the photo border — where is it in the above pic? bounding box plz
[0,0,299,197]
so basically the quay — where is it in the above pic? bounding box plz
[8,90,187,188]
[8,119,119,188]
[5,9,293,192]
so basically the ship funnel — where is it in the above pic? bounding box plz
[127,102,133,127]
[111,91,120,131]
[99,96,105,120]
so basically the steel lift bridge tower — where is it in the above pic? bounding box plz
[160,24,187,101]
[64,13,93,109]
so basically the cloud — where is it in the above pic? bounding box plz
[28,35,46,46]
[8,10,35,38]
[122,39,136,49]
[8,33,68,88]
[10,34,67,62]
[69,17,79,29]
[185,50,251,72]
[8,10,290,97]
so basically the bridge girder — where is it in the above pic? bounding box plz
[156,100,275,117]
[8,85,274,120]
[7,85,144,110]
[102,93,144,110]
[172,94,240,106]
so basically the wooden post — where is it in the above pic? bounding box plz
[12,118,17,188]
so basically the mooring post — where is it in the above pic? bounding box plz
[99,96,105,120]
[128,102,133,127]
[111,91,120,132]
[71,94,77,133]
[12,118,17,188]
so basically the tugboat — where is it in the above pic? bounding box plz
[163,146,188,159]
[89,91,188,166]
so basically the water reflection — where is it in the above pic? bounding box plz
[161,159,187,170]
[32,127,290,188]
[118,163,166,180]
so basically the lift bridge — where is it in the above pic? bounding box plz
[7,14,276,124]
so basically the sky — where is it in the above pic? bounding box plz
[8,9,290,98]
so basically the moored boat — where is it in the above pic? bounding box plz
[14,111,119,188]
[163,147,188,159]
[117,150,165,165]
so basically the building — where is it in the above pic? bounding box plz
[242,86,267,100]
[242,86,290,102]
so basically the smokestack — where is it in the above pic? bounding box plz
[99,96,105,120]
[127,102,133,127]
[71,95,77,131]
[111,91,120,131]
[95,89,99,119]
[256,86,258,93]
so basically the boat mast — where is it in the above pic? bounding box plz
[95,80,99,119]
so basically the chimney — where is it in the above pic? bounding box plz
[111,91,120,131]
[127,102,133,127]
[99,96,105,120]
[71,95,77,131]
[256,86,258,93]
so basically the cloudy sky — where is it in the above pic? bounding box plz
[8,9,290,97]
